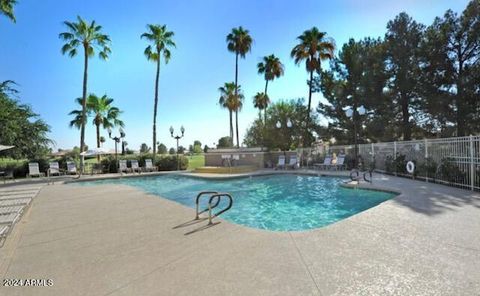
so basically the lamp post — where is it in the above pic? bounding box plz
[170,125,185,170]
[276,118,293,155]
[345,103,366,169]
[108,128,125,163]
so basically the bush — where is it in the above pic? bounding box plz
[155,155,188,171]
[438,158,466,184]
[417,157,437,179]
[385,153,407,174]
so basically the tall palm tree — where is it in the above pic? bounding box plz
[218,82,237,142]
[141,24,175,161]
[0,0,17,22]
[59,16,111,171]
[291,27,334,144]
[257,54,284,97]
[226,26,252,147]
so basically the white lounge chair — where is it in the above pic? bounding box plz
[0,212,21,225]
[48,161,62,176]
[144,159,157,172]
[27,162,44,178]
[118,160,129,174]
[330,155,346,170]
[314,156,332,170]
[275,155,286,170]
[0,198,32,207]
[131,160,141,173]
[287,155,298,169]
[67,161,78,175]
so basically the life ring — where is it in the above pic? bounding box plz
[406,161,415,174]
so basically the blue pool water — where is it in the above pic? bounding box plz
[75,174,395,231]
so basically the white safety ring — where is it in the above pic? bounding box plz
[406,161,415,174]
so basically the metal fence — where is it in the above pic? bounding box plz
[325,135,480,191]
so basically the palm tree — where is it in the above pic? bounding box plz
[257,54,284,97]
[59,16,111,171]
[69,94,124,160]
[226,26,252,147]
[218,82,237,142]
[291,27,334,144]
[87,94,124,152]
[0,0,17,22]
[253,92,270,123]
[141,24,175,161]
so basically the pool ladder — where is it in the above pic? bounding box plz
[195,191,233,225]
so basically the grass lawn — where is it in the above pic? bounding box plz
[187,154,205,170]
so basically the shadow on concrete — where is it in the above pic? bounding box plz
[183,221,221,236]
[380,175,480,216]
[172,218,208,229]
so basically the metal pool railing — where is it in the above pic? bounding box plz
[324,135,480,191]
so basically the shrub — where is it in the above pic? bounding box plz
[155,155,188,171]
[417,157,437,179]
[438,158,466,184]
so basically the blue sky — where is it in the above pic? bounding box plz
[0,0,470,151]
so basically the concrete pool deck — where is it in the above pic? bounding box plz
[0,172,479,295]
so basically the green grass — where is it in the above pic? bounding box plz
[187,154,205,170]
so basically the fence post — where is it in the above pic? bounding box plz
[425,139,428,183]
[394,141,397,176]
[470,135,474,191]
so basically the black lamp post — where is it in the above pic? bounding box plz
[170,125,185,170]
[345,100,366,169]
[108,128,125,162]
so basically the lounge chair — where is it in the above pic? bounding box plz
[66,161,78,175]
[143,159,157,172]
[287,155,298,169]
[27,162,44,178]
[275,155,286,170]
[0,212,21,225]
[131,160,141,173]
[221,154,231,167]
[1,170,14,184]
[314,156,332,170]
[48,161,62,176]
[329,155,346,170]
[118,160,130,174]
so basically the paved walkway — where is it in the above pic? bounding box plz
[0,173,479,295]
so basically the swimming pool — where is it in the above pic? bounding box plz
[75,174,395,231]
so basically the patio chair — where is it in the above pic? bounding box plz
[66,161,78,175]
[275,155,286,170]
[329,155,346,170]
[131,160,141,173]
[313,156,332,170]
[143,159,157,172]
[1,170,14,184]
[27,162,44,178]
[118,160,130,174]
[287,155,298,169]
[48,161,62,176]
[221,154,231,167]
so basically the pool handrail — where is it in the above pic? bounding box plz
[208,193,233,225]
[195,191,220,219]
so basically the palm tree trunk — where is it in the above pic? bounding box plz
[153,55,161,161]
[235,110,239,148]
[96,123,101,162]
[234,53,239,148]
[305,70,313,146]
[80,45,89,174]
[229,110,233,143]
[264,79,269,96]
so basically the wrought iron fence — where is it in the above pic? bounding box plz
[325,135,480,191]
